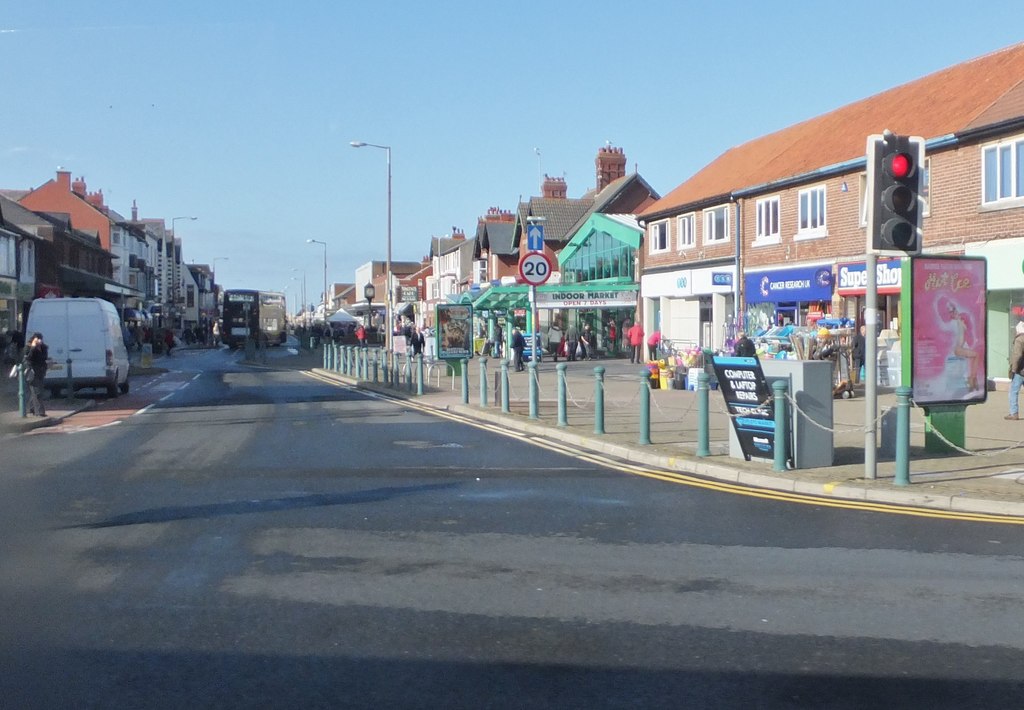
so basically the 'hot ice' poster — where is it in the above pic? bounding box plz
[911,256,987,406]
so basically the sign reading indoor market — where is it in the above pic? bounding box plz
[536,289,637,309]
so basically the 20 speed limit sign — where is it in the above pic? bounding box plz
[518,251,553,286]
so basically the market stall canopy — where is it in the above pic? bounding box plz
[327,309,358,323]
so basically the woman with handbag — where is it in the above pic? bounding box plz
[23,332,49,417]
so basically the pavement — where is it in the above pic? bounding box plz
[6,343,1024,518]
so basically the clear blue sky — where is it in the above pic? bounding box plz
[2,1,1021,306]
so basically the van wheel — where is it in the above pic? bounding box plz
[107,381,118,398]
[119,380,130,395]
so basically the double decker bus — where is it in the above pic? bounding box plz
[221,290,289,348]
[258,291,287,345]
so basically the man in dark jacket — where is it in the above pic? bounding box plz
[23,332,49,416]
[734,332,757,358]
[511,328,526,372]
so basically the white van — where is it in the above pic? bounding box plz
[25,297,131,397]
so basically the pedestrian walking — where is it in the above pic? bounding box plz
[606,321,617,357]
[582,324,596,360]
[511,327,526,371]
[851,325,866,384]
[547,322,563,362]
[22,332,49,417]
[356,323,367,347]
[163,328,175,356]
[410,324,425,358]
[1007,321,1024,420]
[626,321,644,363]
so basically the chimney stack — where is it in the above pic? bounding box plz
[72,175,87,196]
[541,174,567,199]
[596,145,627,190]
[131,199,138,221]
[56,170,72,190]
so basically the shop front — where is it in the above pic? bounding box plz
[641,265,737,350]
[966,236,1024,379]
[834,258,903,334]
[743,263,834,333]
[472,283,638,358]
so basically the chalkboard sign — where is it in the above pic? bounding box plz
[711,355,776,462]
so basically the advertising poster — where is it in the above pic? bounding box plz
[911,256,987,405]
[711,356,776,461]
[436,304,473,360]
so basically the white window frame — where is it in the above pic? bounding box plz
[753,196,780,245]
[649,220,669,254]
[982,136,1024,207]
[676,213,695,250]
[702,205,730,244]
[796,184,827,240]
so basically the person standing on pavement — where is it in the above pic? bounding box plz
[733,331,757,358]
[626,321,644,364]
[22,332,48,417]
[163,328,175,356]
[565,322,580,362]
[511,327,526,371]
[1006,321,1024,420]
[851,325,866,384]
[547,322,563,362]
[646,330,662,361]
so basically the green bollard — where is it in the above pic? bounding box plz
[373,349,379,383]
[639,368,651,445]
[894,386,912,486]
[461,358,469,404]
[697,371,711,457]
[557,363,567,427]
[594,366,605,435]
[479,357,488,406]
[773,380,788,472]
[417,354,424,396]
[501,360,510,413]
[383,350,390,385]
[528,360,539,419]
[322,343,328,369]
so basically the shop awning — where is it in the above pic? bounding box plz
[58,266,141,299]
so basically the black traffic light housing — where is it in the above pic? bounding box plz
[867,132,925,255]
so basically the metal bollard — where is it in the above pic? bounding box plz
[461,358,469,404]
[697,371,711,457]
[638,368,651,445]
[594,366,605,435]
[66,359,74,401]
[479,357,488,406]
[501,360,510,413]
[557,363,568,427]
[383,350,390,385]
[894,386,912,486]
[772,380,788,472]
[322,343,328,369]
[373,349,380,383]
[17,364,26,418]
[417,354,424,396]
[362,347,369,380]
[528,360,538,419]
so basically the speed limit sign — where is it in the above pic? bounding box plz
[518,251,553,286]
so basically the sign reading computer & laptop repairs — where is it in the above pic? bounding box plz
[711,355,777,462]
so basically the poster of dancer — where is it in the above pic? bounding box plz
[911,256,987,405]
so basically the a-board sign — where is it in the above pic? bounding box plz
[711,355,777,462]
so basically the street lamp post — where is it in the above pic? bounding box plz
[306,239,328,325]
[211,256,228,286]
[291,270,307,325]
[350,141,392,352]
[364,282,375,338]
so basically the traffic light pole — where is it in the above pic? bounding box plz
[864,251,878,480]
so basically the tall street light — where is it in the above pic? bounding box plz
[211,256,228,286]
[306,239,328,324]
[350,140,392,352]
[291,269,306,325]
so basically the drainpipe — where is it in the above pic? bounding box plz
[734,197,742,334]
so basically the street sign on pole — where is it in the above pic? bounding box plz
[518,252,553,286]
[526,224,545,252]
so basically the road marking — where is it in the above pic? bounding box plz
[303,371,1024,526]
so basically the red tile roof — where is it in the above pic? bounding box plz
[642,42,1024,218]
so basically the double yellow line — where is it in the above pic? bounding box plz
[306,371,1024,525]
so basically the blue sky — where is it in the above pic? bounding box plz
[2,1,1021,306]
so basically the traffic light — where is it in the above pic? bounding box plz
[867,132,925,255]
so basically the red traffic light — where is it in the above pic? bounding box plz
[888,152,913,179]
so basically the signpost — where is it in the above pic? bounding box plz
[518,252,553,287]
[522,222,548,354]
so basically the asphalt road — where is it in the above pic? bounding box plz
[2,347,1024,708]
